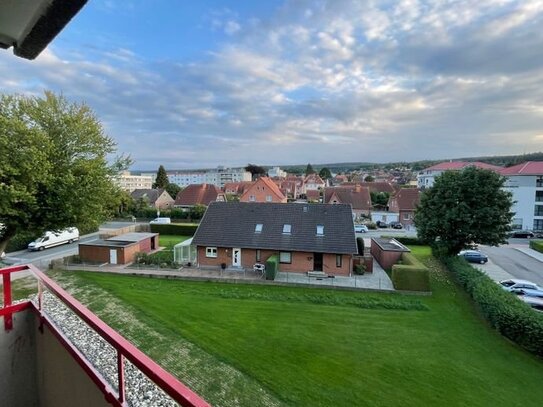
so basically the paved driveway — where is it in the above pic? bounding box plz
[482,244,543,286]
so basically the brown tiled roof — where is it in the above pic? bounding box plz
[305,190,321,201]
[224,181,253,195]
[357,182,398,194]
[304,174,325,185]
[389,188,421,212]
[499,161,543,176]
[131,189,165,204]
[240,177,286,201]
[175,184,225,206]
[324,187,371,211]
[425,161,502,172]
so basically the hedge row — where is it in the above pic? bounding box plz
[391,252,430,291]
[265,255,279,280]
[529,239,543,254]
[150,223,199,236]
[442,255,543,357]
[122,207,205,220]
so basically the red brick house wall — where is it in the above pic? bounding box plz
[196,246,352,276]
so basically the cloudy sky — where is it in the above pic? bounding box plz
[2,0,543,170]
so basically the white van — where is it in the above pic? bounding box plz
[28,227,79,251]
[149,217,171,224]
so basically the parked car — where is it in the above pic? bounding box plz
[376,221,388,228]
[499,279,543,297]
[0,251,5,259]
[518,295,543,311]
[389,222,403,229]
[458,250,488,264]
[28,228,79,251]
[354,224,369,233]
[509,230,535,238]
[149,217,171,224]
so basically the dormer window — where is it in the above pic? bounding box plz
[282,224,292,234]
[255,223,263,233]
[316,225,324,236]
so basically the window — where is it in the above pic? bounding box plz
[534,219,543,231]
[316,225,324,235]
[336,254,342,267]
[403,213,411,220]
[537,177,543,187]
[279,252,292,263]
[266,195,272,202]
[249,195,256,202]
[537,191,543,202]
[206,247,217,258]
[255,223,263,233]
[535,205,543,217]
[282,224,292,234]
[256,249,261,262]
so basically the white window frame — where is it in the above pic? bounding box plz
[255,223,263,233]
[206,247,217,258]
[316,225,324,236]
[403,213,411,220]
[249,195,256,202]
[279,252,292,264]
[283,224,292,234]
[266,195,272,202]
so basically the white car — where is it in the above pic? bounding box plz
[149,217,171,224]
[499,279,543,297]
[354,224,369,233]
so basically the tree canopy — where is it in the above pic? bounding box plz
[370,191,390,208]
[0,92,124,253]
[154,165,169,189]
[165,183,181,200]
[319,167,332,180]
[414,167,513,255]
[305,163,315,175]
[364,175,375,182]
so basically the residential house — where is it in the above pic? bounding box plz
[223,181,253,196]
[192,202,357,276]
[358,182,398,195]
[303,174,326,194]
[174,183,226,210]
[417,161,502,189]
[240,177,287,203]
[388,188,421,228]
[306,189,321,202]
[324,186,372,219]
[131,189,175,210]
[267,166,287,178]
[501,162,543,231]
[273,179,300,199]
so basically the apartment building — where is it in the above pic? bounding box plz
[116,171,153,192]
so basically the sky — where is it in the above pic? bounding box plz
[1,0,543,170]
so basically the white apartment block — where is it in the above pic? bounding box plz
[116,171,153,192]
[268,166,287,178]
[501,162,543,231]
[417,161,502,189]
[165,167,251,188]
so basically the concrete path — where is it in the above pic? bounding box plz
[515,247,543,263]
[475,258,515,282]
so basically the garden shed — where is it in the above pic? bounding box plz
[79,232,159,265]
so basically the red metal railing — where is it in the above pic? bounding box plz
[0,264,210,407]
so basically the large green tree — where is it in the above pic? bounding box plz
[165,183,181,200]
[414,167,513,255]
[319,167,332,180]
[0,92,124,253]
[305,163,315,175]
[245,163,267,180]
[153,165,169,189]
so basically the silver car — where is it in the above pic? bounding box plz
[499,279,543,298]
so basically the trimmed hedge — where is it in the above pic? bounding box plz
[150,223,198,236]
[442,255,543,357]
[391,252,430,291]
[530,239,543,254]
[265,255,279,280]
[356,237,365,255]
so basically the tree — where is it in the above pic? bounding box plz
[189,204,207,220]
[245,164,267,180]
[370,191,390,208]
[414,167,513,255]
[319,167,332,180]
[154,165,169,189]
[165,183,181,200]
[0,92,123,253]
[364,175,374,182]
[305,163,315,175]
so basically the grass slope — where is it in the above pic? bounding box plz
[48,246,543,407]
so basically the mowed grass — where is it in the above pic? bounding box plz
[50,247,543,407]
[158,235,190,249]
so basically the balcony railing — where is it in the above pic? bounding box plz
[1,264,209,407]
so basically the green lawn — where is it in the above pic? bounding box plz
[159,234,190,249]
[45,247,543,407]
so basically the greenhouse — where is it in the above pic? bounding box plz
[173,237,197,265]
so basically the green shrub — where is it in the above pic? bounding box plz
[442,255,543,357]
[366,222,377,230]
[6,231,38,252]
[135,250,178,269]
[150,223,198,236]
[356,237,365,255]
[529,239,543,254]
[391,252,430,291]
[265,255,279,280]
[354,264,366,275]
